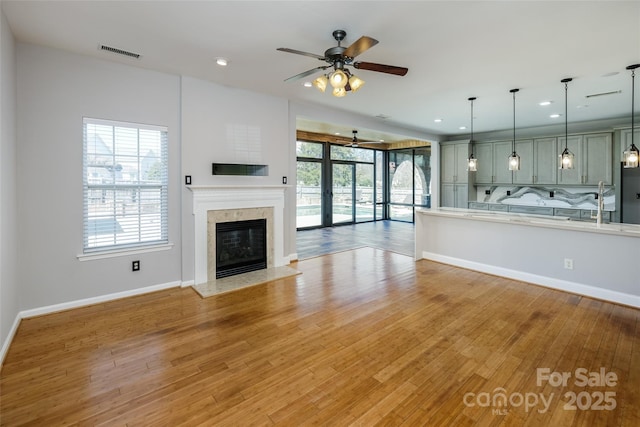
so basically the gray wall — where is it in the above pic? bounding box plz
[0,8,18,358]
[16,44,182,310]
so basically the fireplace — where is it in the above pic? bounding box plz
[189,185,287,285]
[216,219,267,279]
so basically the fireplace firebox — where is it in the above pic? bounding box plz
[215,219,267,279]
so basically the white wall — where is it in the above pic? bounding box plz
[16,44,182,310]
[180,76,293,282]
[0,7,18,361]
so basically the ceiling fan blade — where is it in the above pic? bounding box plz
[277,47,325,60]
[343,36,378,58]
[284,66,329,82]
[353,61,409,76]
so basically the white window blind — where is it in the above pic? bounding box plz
[83,118,168,253]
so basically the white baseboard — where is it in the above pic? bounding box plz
[0,313,22,368]
[181,280,195,288]
[285,253,298,263]
[1,280,182,369]
[20,280,182,319]
[421,251,640,309]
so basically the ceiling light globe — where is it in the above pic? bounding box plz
[332,87,347,97]
[348,75,365,92]
[330,70,348,89]
[312,75,328,93]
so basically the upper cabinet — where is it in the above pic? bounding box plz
[512,139,534,185]
[475,141,513,184]
[441,142,469,184]
[532,137,558,185]
[558,133,612,185]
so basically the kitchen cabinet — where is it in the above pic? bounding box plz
[441,142,469,184]
[475,141,513,184]
[533,137,557,184]
[513,140,534,184]
[509,205,554,216]
[441,141,470,208]
[441,183,469,208]
[475,143,494,184]
[558,133,612,185]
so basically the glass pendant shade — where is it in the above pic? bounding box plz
[329,69,348,89]
[348,75,365,92]
[560,147,575,169]
[508,152,520,171]
[312,75,328,93]
[332,87,347,97]
[467,155,478,172]
[624,144,640,168]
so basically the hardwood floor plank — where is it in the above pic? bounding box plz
[1,247,638,426]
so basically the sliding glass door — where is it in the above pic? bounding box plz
[331,163,354,224]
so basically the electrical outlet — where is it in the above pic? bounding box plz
[507,190,511,196]
[549,191,554,198]
[485,190,491,195]
[132,260,140,271]
[282,176,287,184]
[564,258,573,270]
[185,175,192,185]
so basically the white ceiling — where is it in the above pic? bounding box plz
[3,1,640,142]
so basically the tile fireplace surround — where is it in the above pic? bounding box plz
[188,185,287,285]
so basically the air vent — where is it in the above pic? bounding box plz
[375,114,391,120]
[585,90,621,99]
[99,44,141,59]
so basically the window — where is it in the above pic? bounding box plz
[83,118,168,253]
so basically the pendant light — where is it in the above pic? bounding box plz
[623,64,640,168]
[508,88,520,171]
[559,78,575,169]
[467,97,478,171]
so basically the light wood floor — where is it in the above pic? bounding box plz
[1,247,638,426]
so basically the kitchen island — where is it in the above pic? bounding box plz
[416,207,640,307]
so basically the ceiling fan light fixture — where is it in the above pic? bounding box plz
[329,69,348,89]
[332,87,347,97]
[312,75,328,93]
[348,74,365,92]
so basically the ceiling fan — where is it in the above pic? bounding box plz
[277,30,408,96]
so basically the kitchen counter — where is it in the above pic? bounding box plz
[415,208,640,308]
[418,207,640,238]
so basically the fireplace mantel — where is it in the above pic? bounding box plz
[189,185,289,284]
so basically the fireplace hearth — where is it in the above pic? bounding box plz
[216,219,267,279]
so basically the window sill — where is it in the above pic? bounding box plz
[77,243,174,262]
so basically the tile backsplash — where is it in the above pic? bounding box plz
[476,185,615,211]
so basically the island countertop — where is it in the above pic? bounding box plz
[417,207,640,238]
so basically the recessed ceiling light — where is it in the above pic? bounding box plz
[303,82,312,88]
[379,139,385,142]
[539,101,552,106]
[334,132,341,135]
[459,126,467,130]
[434,118,442,123]
[215,57,228,66]
[550,113,561,118]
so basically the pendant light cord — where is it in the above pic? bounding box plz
[632,68,636,148]
[511,89,517,153]
[565,81,568,149]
